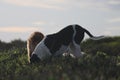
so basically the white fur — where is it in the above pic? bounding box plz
[69,42,82,58]
[32,37,52,60]
[71,25,83,58]
[72,25,76,40]
[90,36,105,40]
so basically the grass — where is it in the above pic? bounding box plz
[0,48,120,80]
[0,37,120,80]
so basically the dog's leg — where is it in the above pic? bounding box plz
[69,42,83,58]
[62,46,72,56]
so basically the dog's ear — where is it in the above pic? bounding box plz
[30,54,40,64]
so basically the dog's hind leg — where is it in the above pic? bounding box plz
[69,42,83,58]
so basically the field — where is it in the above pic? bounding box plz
[0,37,120,80]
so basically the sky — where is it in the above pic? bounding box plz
[0,0,120,42]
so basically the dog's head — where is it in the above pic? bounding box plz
[30,54,40,64]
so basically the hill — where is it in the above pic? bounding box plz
[81,36,120,56]
[0,37,120,80]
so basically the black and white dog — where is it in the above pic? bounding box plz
[30,24,104,63]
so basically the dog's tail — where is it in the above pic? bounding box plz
[83,28,105,40]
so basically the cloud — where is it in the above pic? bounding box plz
[105,27,120,35]
[103,26,120,36]
[0,26,39,33]
[107,18,120,23]
[1,0,65,10]
[72,0,120,11]
[73,1,104,8]
[107,0,120,10]
[1,0,120,11]
[103,31,113,35]
[108,0,120,5]
[108,27,120,31]
[32,21,46,26]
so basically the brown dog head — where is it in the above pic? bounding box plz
[27,31,44,63]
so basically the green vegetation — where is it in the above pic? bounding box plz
[81,36,120,56]
[0,37,120,80]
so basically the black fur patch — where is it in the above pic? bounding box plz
[44,25,74,55]
[74,25,85,44]
[30,54,40,63]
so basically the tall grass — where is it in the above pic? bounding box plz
[0,37,120,80]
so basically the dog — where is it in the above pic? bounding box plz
[30,24,104,63]
[27,31,44,63]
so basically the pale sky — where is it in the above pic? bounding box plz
[0,0,120,42]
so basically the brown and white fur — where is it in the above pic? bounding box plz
[30,24,104,63]
[27,32,44,63]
